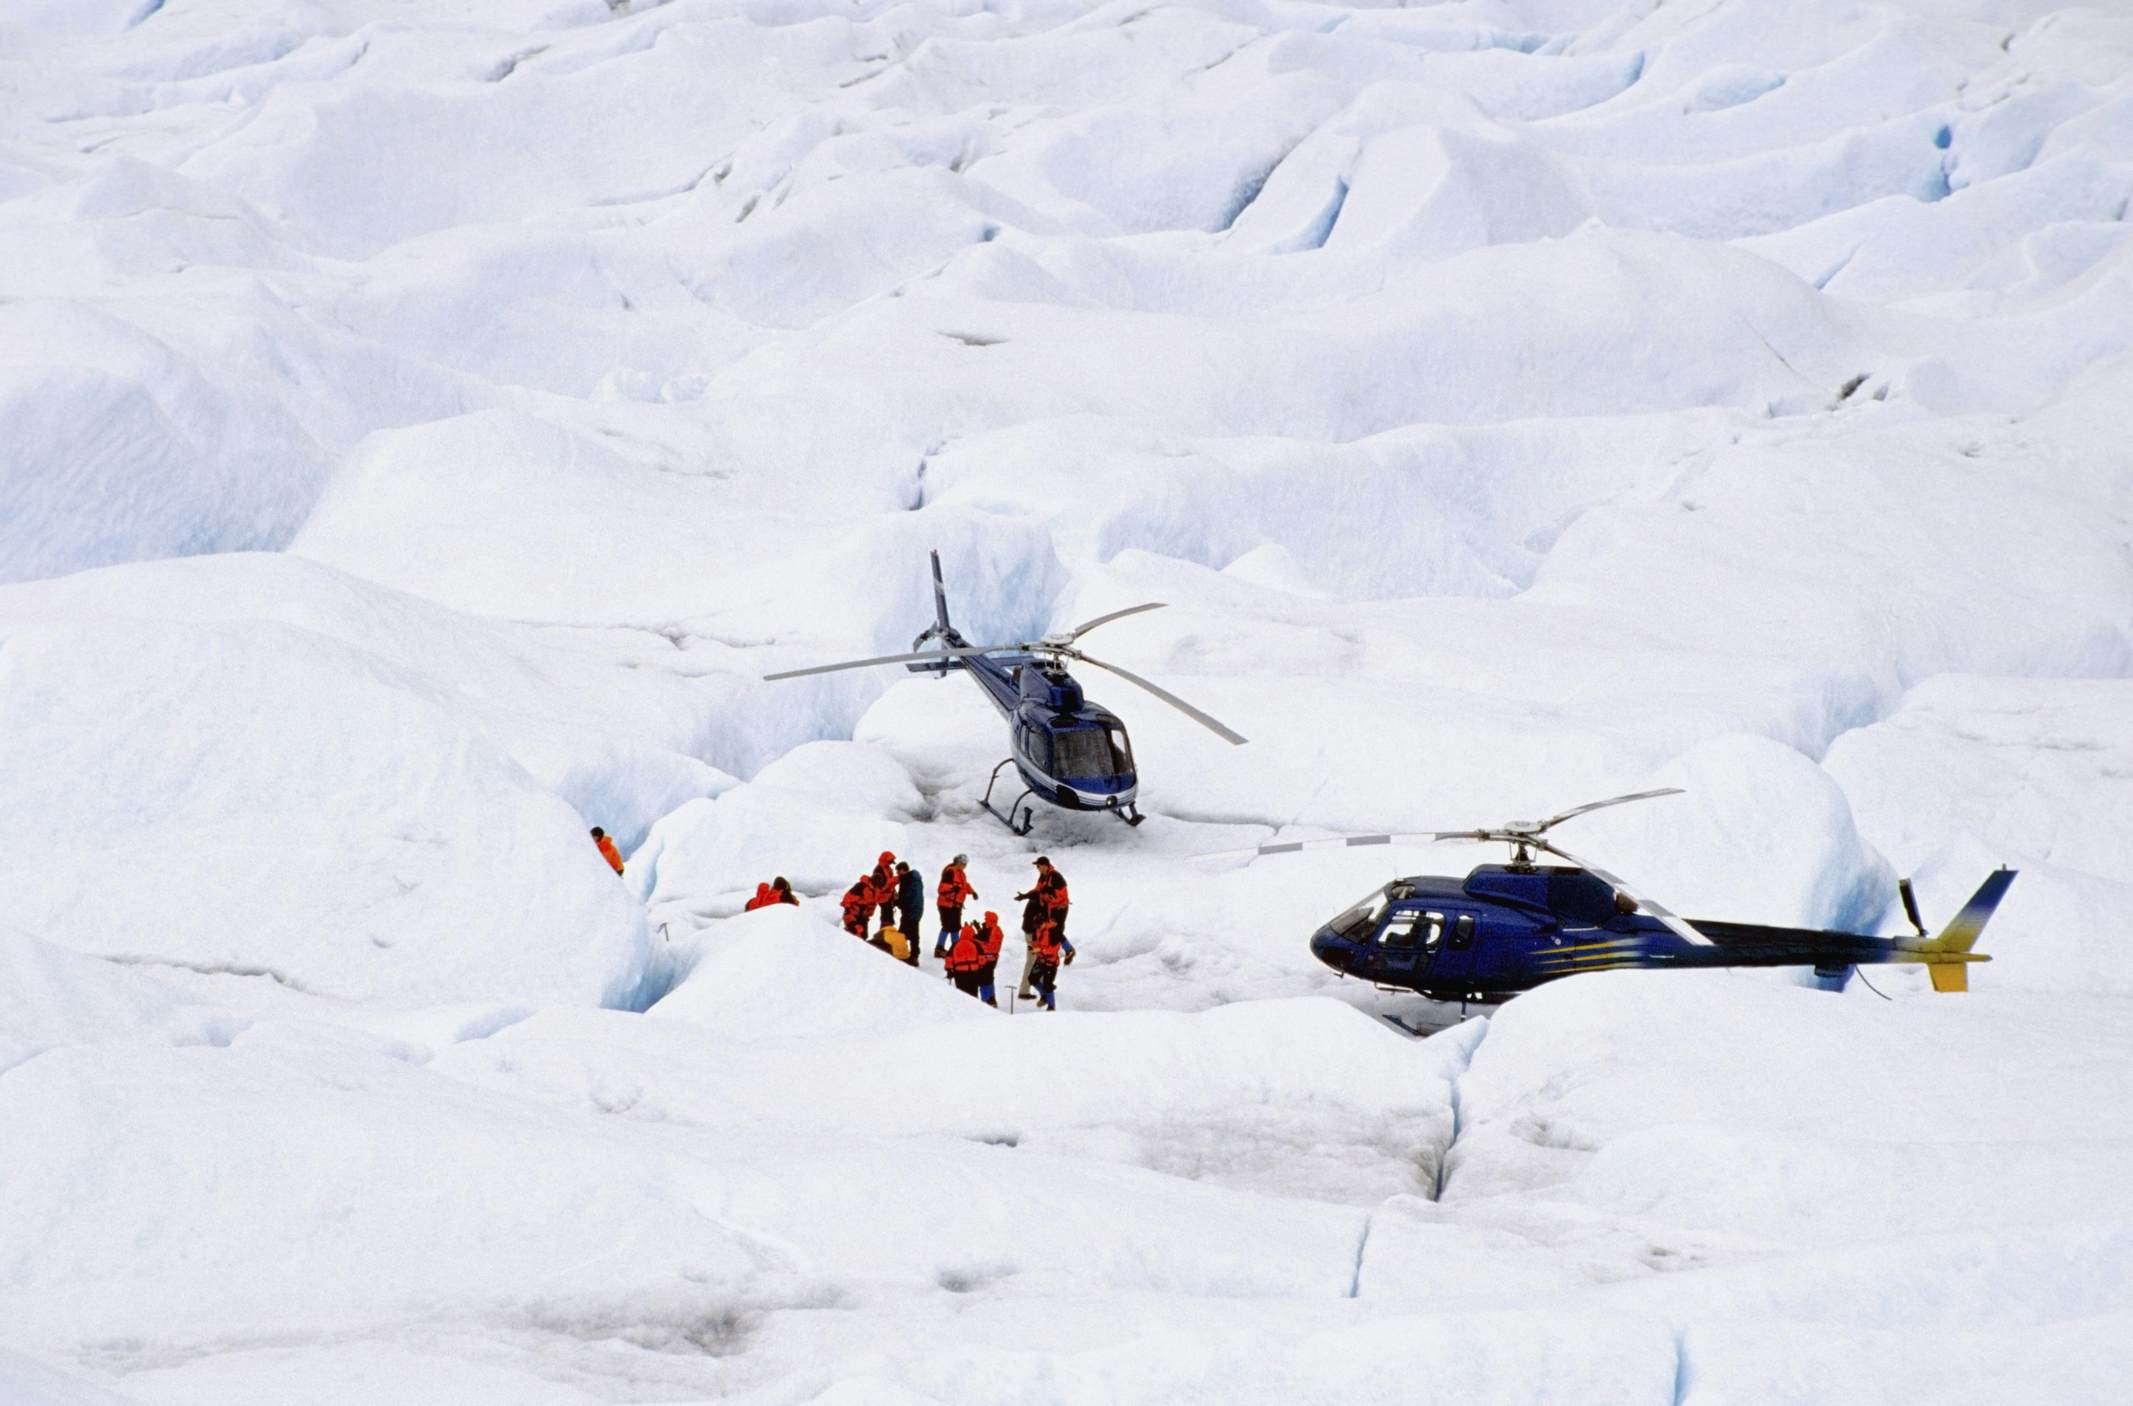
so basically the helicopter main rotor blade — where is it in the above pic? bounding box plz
[1063,601,1167,640]
[763,643,1014,682]
[1536,839,1713,946]
[1536,787,1686,833]
[1196,830,1482,862]
[1068,650,1248,745]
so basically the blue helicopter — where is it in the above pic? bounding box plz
[766,551,1246,834]
[1217,789,2016,1006]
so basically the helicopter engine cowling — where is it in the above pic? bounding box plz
[1023,668,1083,713]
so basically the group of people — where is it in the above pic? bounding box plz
[837,850,1077,1010]
[590,824,1081,1011]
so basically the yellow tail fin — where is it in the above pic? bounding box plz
[1913,870,2017,993]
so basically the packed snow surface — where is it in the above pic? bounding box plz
[3,0,2132,1400]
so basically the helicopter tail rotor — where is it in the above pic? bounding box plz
[1897,876,1927,937]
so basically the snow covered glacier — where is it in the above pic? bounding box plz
[2,0,2131,1400]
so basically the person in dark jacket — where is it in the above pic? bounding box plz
[771,876,798,905]
[894,861,924,965]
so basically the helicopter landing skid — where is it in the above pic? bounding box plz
[1112,803,1145,827]
[980,758,1036,836]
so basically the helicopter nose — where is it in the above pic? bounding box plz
[1310,930,1353,973]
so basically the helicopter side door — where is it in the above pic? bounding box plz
[1369,908,1446,989]
[1423,909,1481,991]
[1014,720,1052,779]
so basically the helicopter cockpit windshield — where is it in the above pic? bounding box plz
[1327,881,1418,939]
[1051,725,1132,781]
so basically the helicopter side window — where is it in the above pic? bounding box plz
[1449,913,1476,949]
[1020,725,1052,771]
[1420,912,1445,953]
[1378,913,1420,949]
[1106,725,1134,774]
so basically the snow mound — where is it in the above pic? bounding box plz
[647,906,988,1041]
[0,556,675,1008]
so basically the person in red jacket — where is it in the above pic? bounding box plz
[944,911,1008,1006]
[974,910,1005,1006]
[744,882,774,912]
[935,854,977,958]
[590,827,624,876]
[944,921,986,1001]
[867,850,898,938]
[841,875,875,937]
[1014,857,1068,999]
[1027,915,1075,1011]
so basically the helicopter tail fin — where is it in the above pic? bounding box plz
[1916,869,2017,992]
[929,549,954,637]
[907,550,965,674]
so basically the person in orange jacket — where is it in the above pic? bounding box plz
[590,827,624,876]
[841,875,875,937]
[866,850,898,938]
[944,911,1007,1006]
[974,910,1005,1005]
[1014,857,1068,999]
[745,882,775,912]
[944,921,987,1001]
[1027,915,1075,1011]
[934,854,977,959]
